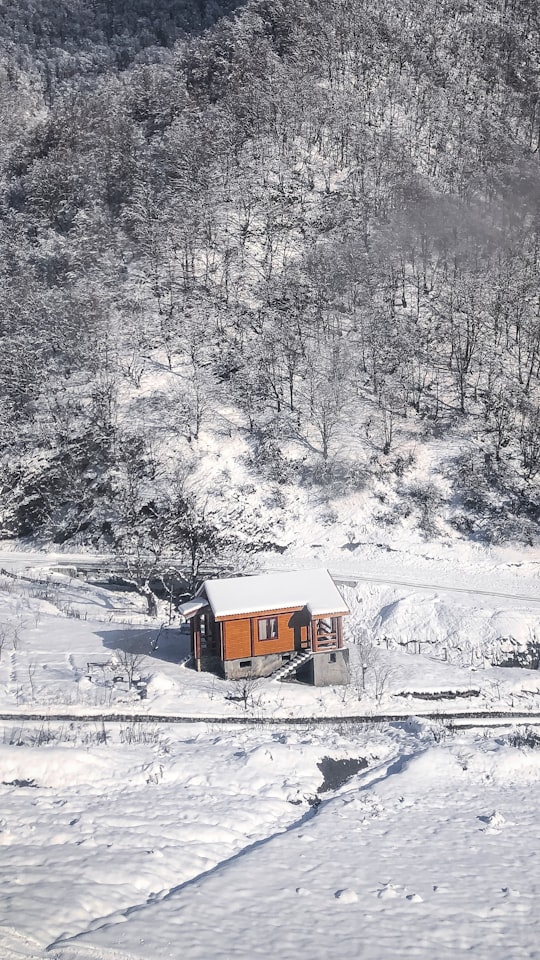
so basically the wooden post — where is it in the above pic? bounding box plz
[193,615,201,671]
[202,614,211,654]
[215,619,223,660]
[312,618,319,653]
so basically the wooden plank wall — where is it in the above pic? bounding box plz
[223,618,251,660]
[252,612,295,657]
[222,612,297,661]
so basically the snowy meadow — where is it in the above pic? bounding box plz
[0,545,539,958]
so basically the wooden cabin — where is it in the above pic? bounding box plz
[179,568,350,686]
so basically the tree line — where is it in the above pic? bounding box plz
[0,0,539,573]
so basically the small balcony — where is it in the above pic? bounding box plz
[312,616,343,652]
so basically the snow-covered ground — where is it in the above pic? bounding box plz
[0,541,538,718]
[59,727,540,960]
[3,720,540,960]
[0,543,539,958]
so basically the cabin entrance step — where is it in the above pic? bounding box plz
[273,650,313,682]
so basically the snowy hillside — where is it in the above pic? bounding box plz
[0,0,539,556]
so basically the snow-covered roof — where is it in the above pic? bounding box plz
[178,598,210,620]
[202,569,349,620]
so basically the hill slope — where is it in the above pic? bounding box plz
[0,0,539,566]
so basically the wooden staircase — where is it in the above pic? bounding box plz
[273,650,313,682]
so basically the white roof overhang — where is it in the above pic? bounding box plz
[178,598,210,620]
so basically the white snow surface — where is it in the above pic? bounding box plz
[201,567,350,618]
[0,543,538,717]
[0,544,539,958]
[64,735,540,960]
[3,725,540,960]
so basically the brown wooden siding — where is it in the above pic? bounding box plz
[223,618,251,660]
[251,612,296,657]
[220,609,347,662]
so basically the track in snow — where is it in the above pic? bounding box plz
[1,710,540,728]
[333,573,540,604]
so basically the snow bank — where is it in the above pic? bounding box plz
[0,745,113,789]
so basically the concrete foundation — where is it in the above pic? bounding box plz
[223,652,294,680]
[296,648,350,686]
[201,648,350,685]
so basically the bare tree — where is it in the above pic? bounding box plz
[27,661,38,701]
[226,675,262,712]
[352,638,377,699]
[111,650,148,690]
[297,342,352,462]
[519,403,540,481]
[372,658,396,704]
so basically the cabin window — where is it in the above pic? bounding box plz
[240,660,252,668]
[258,616,278,641]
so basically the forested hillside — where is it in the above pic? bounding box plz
[0,0,539,571]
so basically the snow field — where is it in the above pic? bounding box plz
[0,547,539,958]
[0,720,384,953]
[54,726,540,960]
[0,548,539,719]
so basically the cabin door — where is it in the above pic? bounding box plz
[290,610,311,652]
[297,625,310,651]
